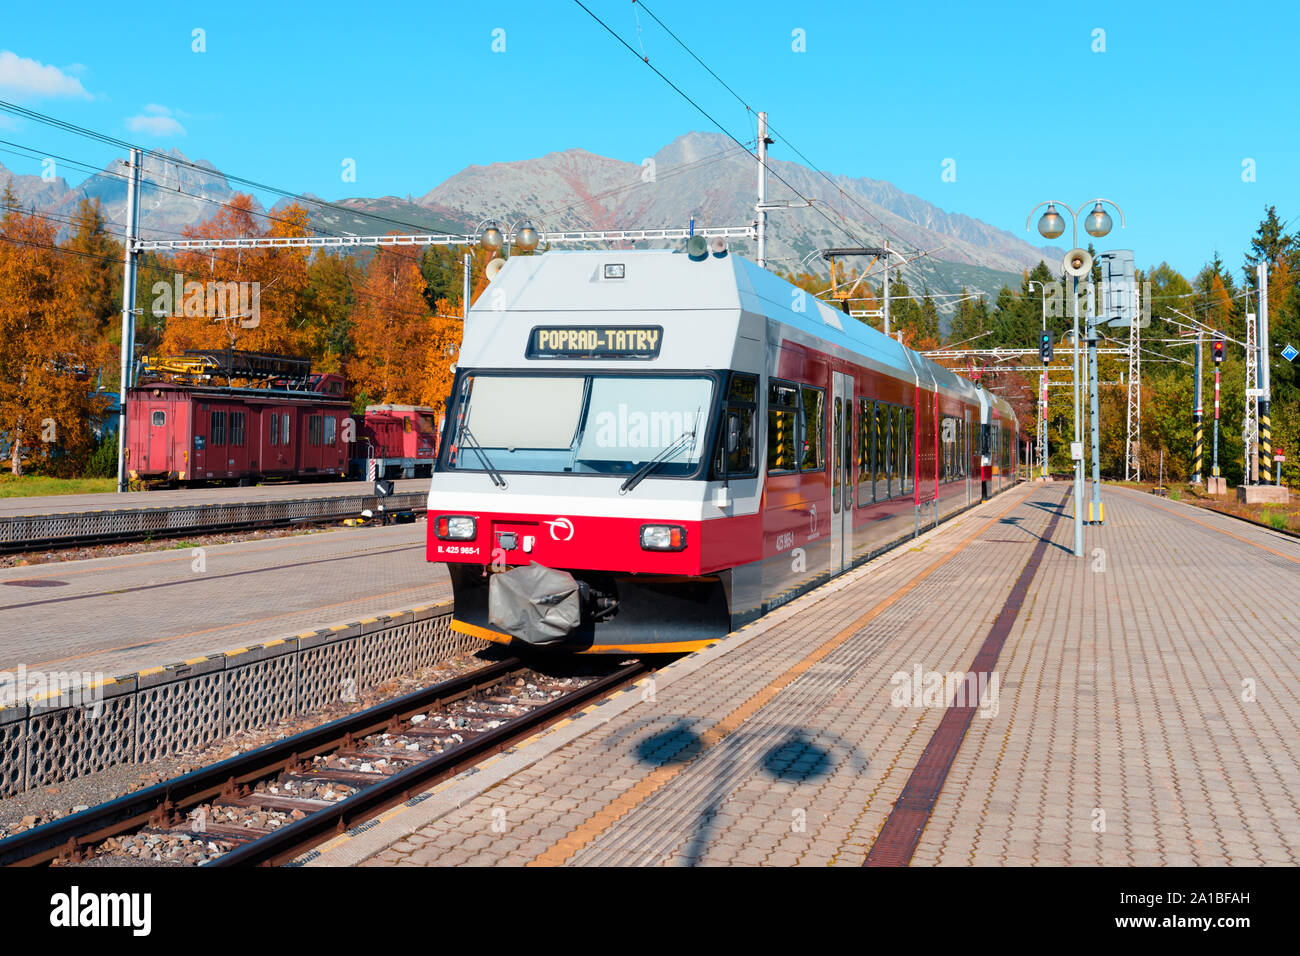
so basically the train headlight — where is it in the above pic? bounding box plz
[435,515,477,540]
[640,524,686,551]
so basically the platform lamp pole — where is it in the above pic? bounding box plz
[1027,199,1124,556]
[115,147,142,493]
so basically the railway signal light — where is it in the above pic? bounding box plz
[1040,332,1053,365]
[1213,335,1225,365]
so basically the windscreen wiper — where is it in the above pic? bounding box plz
[460,427,507,488]
[619,429,697,494]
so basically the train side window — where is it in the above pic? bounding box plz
[308,414,323,446]
[856,398,873,507]
[953,419,961,479]
[269,412,280,446]
[151,410,165,427]
[874,402,888,498]
[959,419,966,478]
[946,416,956,481]
[211,411,226,446]
[324,416,336,446]
[892,406,901,494]
[283,413,291,445]
[799,385,825,472]
[766,381,799,474]
[902,408,914,493]
[715,373,757,478]
[729,375,758,404]
[883,404,896,496]
[230,412,246,447]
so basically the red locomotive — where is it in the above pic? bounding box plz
[352,405,442,480]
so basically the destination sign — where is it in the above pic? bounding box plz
[527,326,663,360]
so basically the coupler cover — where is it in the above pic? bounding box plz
[488,563,583,646]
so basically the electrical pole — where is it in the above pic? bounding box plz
[462,252,471,320]
[882,240,891,336]
[1192,330,1203,484]
[1124,303,1141,482]
[1258,262,1272,484]
[1040,369,1048,478]
[115,147,142,493]
[1213,332,1223,492]
[1029,279,1049,479]
[756,111,769,270]
[1244,309,1259,484]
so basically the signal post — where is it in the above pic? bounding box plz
[1208,334,1226,495]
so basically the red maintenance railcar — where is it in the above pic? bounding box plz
[126,350,351,485]
[352,405,442,480]
[426,247,1023,655]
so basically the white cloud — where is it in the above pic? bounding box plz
[0,50,91,99]
[144,103,171,116]
[126,113,186,137]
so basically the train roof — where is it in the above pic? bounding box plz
[465,249,990,407]
[128,381,349,405]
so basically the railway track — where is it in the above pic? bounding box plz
[0,654,652,868]
[0,496,427,556]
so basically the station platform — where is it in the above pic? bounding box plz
[306,482,1300,867]
[0,478,429,518]
[0,523,451,681]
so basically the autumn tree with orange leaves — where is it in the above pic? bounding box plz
[0,191,114,475]
[155,194,312,358]
[347,242,435,409]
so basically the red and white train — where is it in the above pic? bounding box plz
[427,247,1024,654]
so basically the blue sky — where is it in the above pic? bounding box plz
[0,0,1294,280]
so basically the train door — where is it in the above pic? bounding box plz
[830,371,853,572]
[265,408,294,473]
[965,409,973,506]
[148,403,171,474]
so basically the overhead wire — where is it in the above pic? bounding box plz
[572,0,865,249]
[631,0,919,253]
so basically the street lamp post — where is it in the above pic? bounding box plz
[1025,199,1125,558]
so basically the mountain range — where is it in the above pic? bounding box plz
[2,133,1060,311]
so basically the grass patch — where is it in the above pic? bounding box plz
[1168,487,1182,501]
[0,475,118,498]
[1263,509,1289,531]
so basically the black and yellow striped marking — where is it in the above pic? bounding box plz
[1260,411,1273,484]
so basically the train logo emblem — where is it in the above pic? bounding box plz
[545,517,575,541]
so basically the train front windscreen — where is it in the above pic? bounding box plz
[441,371,717,478]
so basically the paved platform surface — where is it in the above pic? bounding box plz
[307,482,1300,867]
[0,478,429,517]
[0,523,450,680]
